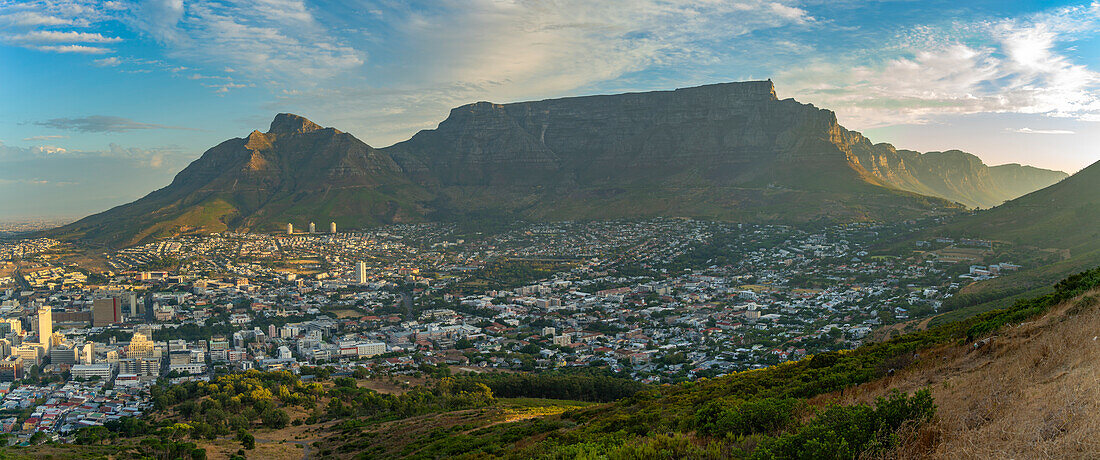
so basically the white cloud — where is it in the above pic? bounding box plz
[32,145,68,155]
[1,1,121,53]
[0,140,186,169]
[0,10,71,26]
[31,44,111,54]
[22,135,67,141]
[778,2,1100,129]
[1010,128,1075,134]
[128,0,362,83]
[93,56,121,66]
[273,0,815,145]
[8,30,122,43]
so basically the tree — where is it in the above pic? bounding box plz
[241,432,255,450]
[262,408,290,429]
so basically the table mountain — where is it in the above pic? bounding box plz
[51,82,1066,246]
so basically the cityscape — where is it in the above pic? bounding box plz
[0,216,1025,445]
[2,0,1097,458]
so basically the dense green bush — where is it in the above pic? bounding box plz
[455,370,645,402]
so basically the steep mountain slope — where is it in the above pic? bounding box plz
[849,146,1068,208]
[916,160,1100,322]
[50,114,432,246]
[50,81,1065,246]
[832,277,1100,458]
[942,159,1099,250]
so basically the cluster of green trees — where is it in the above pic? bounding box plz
[455,371,645,402]
[451,259,572,294]
[323,376,494,421]
[151,370,314,434]
[73,420,206,460]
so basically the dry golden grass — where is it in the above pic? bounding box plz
[816,290,1100,459]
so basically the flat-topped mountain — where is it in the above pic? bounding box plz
[51,81,1066,246]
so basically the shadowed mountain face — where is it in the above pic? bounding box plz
[943,159,1100,255]
[51,82,1066,246]
[848,146,1069,208]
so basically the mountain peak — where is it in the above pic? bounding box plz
[268,113,323,134]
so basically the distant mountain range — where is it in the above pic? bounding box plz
[50,81,1066,246]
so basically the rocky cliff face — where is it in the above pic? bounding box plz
[386,81,870,190]
[51,82,1066,246]
[847,144,1069,208]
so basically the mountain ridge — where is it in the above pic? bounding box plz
[49,81,1066,246]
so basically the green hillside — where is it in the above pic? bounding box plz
[925,160,1100,320]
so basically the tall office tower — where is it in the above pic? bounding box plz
[309,222,316,233]
[81,342,94,364]
[144,293,155,322]
[125,292,139,318]
[287,223,294,235]
[355,261,367,284]
[35,305,51,349]
[330,222,337,233]
[93,298,122,327]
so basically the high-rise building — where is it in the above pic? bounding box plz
[355,261,367,284]
[80,342,94,364]
[287,222,294,235]
[93,298,122,327]
[309,222,316,233]
[127,331,157,359]
[0,317,21,335]
[124,292,140,318]
[35,305,51,348]
[330,222,337,233]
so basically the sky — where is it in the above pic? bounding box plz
[1,0,1099,220]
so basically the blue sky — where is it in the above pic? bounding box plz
[1,0,1099,220]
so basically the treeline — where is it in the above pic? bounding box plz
[324,376,494,421]
[454,371,646,403]
[965,265,1100,340]
[150,370,316,435]
[452,259,572,294]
